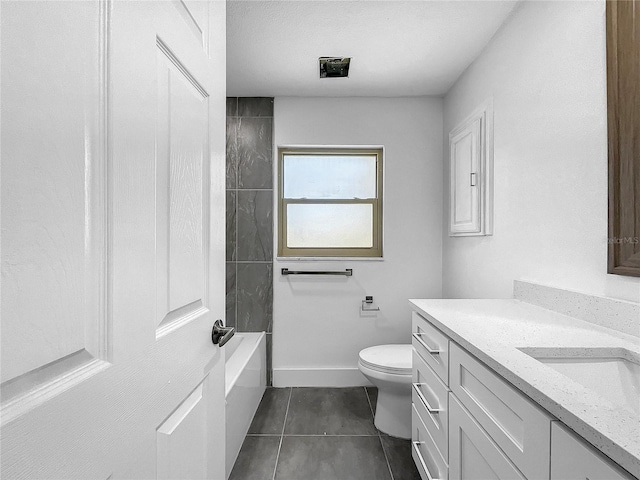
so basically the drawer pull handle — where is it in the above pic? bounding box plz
[412,441,440,480]
[412,332,441,355]
[412,383,442,415]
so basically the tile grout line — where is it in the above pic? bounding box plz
[234,105,239,334]
[227,116,273,119]
[247,433,382,437]
[272,387,293,480]
[378,433,395,480]
[365,387,395,480]
[364,386,375,418]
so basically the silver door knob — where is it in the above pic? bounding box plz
[211,319,235,347]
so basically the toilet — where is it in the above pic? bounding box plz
[358,344,413,439]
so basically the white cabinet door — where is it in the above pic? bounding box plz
[551,423,636,480]
[448,100,493,236]
[449,118,481,235]
[449,395,526,480]
[449,344,552,480]
[1,1,227,478]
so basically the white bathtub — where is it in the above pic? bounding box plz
[225,332,266,479]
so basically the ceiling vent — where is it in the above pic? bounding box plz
[319,57,351,78]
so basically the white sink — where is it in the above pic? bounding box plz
[519,347,640,415]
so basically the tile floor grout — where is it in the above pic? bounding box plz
[231,387,419,480]
[271,387,292,480]
[364,387,395,480]
[248,433,383,437]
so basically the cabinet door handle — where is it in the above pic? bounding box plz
[412,332,441,355]
[412,383,442,415]
[470,172,477,186]
[412,441,441,480]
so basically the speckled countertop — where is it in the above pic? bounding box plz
[408,299,640,478]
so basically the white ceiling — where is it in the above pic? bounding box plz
[227,0,519,97]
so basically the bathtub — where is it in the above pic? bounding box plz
[225,332,266,479]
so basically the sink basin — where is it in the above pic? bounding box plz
[518,347,640,415]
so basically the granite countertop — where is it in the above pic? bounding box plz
[409,298,640,478]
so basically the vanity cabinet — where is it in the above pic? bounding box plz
[411,310,637,480]
[450,344,552,479]
[412,312,449,383]
[550,423,634,480]
[413,350,449,459]
[412,405,449,480]
[411,312,450,480]
[449,395,526,480]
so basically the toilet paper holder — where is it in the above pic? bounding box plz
[361,296,380,312]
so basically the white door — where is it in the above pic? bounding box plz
[449,118,481,235]
[1,0,227,478]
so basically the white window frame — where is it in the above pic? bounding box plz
[277,147,384,258]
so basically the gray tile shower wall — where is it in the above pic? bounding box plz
[226,117,238,189]
[226,262,237,328]
[227,97,274,385]
[226,191,237,261]
[238,118,273,189]
[238,97,274,117]
[237,190,273,261]
[237,263,273,332]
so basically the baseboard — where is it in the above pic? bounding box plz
[272,367,372,388]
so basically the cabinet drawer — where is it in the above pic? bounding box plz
[551,423,635,480]
[449,395,526,480]
[412,404,448,480]
[412,312,449,385]
[413,350,449,461]
[450,343,552,480]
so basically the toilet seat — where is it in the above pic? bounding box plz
[358,344,412,375]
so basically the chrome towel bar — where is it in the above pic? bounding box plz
[281,268,353,276]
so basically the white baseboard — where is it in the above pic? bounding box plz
[272,367,372,388]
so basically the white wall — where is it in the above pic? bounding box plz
[273,97,443,386]
[442,0,640,302]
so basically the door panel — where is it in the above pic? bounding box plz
[449,119,480,234]
[449,395,526,480]
[0,0,109,424]
[1,0,227,478]
[172,0,210,53]
[453,131,475,225]
[550,423,635,480]
[157,380,208,480]
[449,343,552,480]
[156,38,209,336]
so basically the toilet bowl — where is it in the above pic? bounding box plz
[358,344,412,439]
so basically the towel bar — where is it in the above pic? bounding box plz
[281,268,353,276]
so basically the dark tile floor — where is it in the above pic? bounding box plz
[229,387,421,480]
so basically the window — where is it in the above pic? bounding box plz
[278,147,383,257]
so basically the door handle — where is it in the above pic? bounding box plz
[412,332,441,355]
[211,319,235,347]
[412,383,442,416]
[412,441,440,480]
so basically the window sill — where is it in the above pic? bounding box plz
[275,256,384,262]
